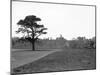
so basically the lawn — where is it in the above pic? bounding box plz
[12,48,96,74]
[11,49,59,69]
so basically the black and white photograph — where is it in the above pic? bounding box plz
[11,0,96,74]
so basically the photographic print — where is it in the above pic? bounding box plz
[11,0,96,74]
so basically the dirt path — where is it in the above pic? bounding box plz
[11,49,61,69]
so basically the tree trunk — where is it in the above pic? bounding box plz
[32,40,35,51]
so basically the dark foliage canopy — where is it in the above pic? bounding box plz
[16,15,47,50]
[16,15,47,42]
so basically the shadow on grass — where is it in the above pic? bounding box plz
[12,48,96,74]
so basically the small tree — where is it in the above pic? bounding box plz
[16,15,47,51]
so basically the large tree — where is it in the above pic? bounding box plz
[16,15,47,51]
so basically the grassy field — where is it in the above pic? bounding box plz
[12,48,96,74]
[11,49,60,69]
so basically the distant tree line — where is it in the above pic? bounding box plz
[69,36,96,49]
[11,36,96,49]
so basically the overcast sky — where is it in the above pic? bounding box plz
[12,1,95,40]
